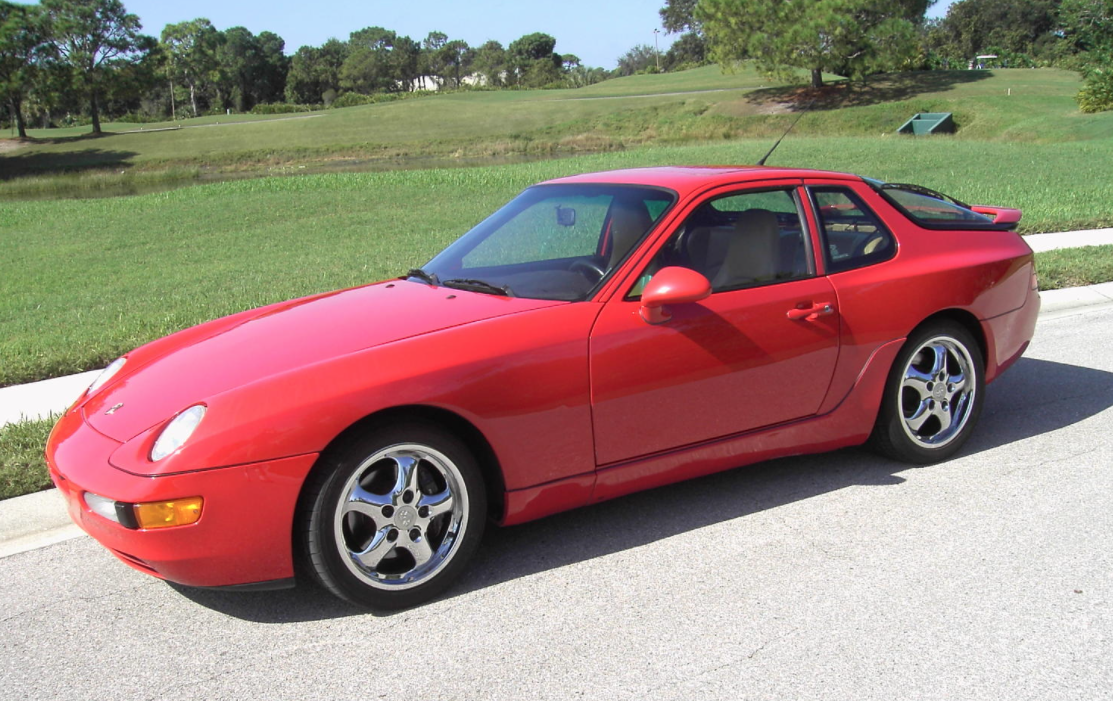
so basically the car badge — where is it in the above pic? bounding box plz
[105,402,124,415]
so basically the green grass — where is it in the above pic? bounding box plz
[3,66,1109,185]
[0,415,55,501]
[1034,245,1113,290]
[3,136,1113,387]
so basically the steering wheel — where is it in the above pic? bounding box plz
[570,258,606,282]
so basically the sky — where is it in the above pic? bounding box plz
[21,0,961,70]
[24,0,679,70]
[928,0,956,19]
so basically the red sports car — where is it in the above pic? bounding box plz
[46,166,1039,609]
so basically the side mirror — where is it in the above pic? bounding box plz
[639,266,712,324]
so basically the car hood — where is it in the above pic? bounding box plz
[83,280,563,441]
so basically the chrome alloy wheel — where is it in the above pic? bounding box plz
[897,335,977,448]
[334,444,468,591]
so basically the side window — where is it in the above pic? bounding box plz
[882,188,995,225]
[811,187,895,273]
[629,188,812,298]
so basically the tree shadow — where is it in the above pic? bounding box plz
[0,144,139,179]
[747,70,995,111]
[169,356,1113,622]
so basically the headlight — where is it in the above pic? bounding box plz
[150,405,207,462]
[87,357,127,396]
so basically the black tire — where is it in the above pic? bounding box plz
[297,422,486,609]
[869,321,985,464]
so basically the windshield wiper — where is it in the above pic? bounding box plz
[405,268,439,285]
[442,278,514,297]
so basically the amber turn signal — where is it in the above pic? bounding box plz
[133,497,203,529]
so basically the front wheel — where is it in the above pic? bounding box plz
[869,321,985,464]
[298,423,486,609]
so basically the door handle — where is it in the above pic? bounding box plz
[787,302,835,321]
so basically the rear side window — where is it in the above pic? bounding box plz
[811,187,895,274]
[882,188,995,225]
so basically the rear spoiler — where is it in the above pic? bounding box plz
[970,205,1022,230]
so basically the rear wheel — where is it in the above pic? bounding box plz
[870,321,985,464]
[298,423,486,609]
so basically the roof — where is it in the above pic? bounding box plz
[544,165,863,196]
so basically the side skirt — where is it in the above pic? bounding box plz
[501,339,904,525]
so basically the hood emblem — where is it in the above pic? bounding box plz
[105,402,124,415]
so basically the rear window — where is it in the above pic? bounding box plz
[882,188,994,225]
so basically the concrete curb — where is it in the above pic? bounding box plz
[0,370,99,429]
[0,488,84,558]
[1024,228,1113,253]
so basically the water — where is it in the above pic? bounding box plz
[0,152,588,202]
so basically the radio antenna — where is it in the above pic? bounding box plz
[757,97,816,166]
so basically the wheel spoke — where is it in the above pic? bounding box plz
[351,525,395,570]
[407,535,434,568]
[905,399,932,432]
[418,487,454,519]
[902,369,933,398]
[949,371,967,393]
[392,455,422,496]
[929,344,948,376]
[344,484,392,519]
[933,402,953,433]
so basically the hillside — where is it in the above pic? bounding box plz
[3,65,1109,191]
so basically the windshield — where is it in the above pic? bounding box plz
[420,184,676,301]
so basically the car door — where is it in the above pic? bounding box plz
[589,183,841,466]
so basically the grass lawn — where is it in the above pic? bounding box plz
[0,415,56,500]
[1035,245,1113,290]
[3,136,1113,388]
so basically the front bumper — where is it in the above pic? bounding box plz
[47,410,318,588]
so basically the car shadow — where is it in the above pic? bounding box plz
[170,357,1113,622]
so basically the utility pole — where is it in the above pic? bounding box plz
[653,28,661,72]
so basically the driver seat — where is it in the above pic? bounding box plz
[607,200,653,268]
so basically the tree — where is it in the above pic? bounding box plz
[285,38,347,104]
[0,1,51,137]
[698,0,930,88]
[507,32,561,86]
[1059,0,1113,54]
[663,32,707,70]
[421,30,447,87]
[566,64,608,87]
[216,27,260,111]
[392,34,420,91]
[254,31,288,104]
[43,0,154,134]
[471,39,506,86]
[341,26,395,94]
[160,18,219,117]
[616,44,657,76]
[660,0,700,34]
[930,0,1059,63]
[439,39,473,88]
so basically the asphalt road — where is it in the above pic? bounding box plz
[3,304,1112,700]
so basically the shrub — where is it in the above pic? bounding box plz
[1077,65,1113,113]
[329,91,438,109]
[249,103,320,115]
[329,92,377,109]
